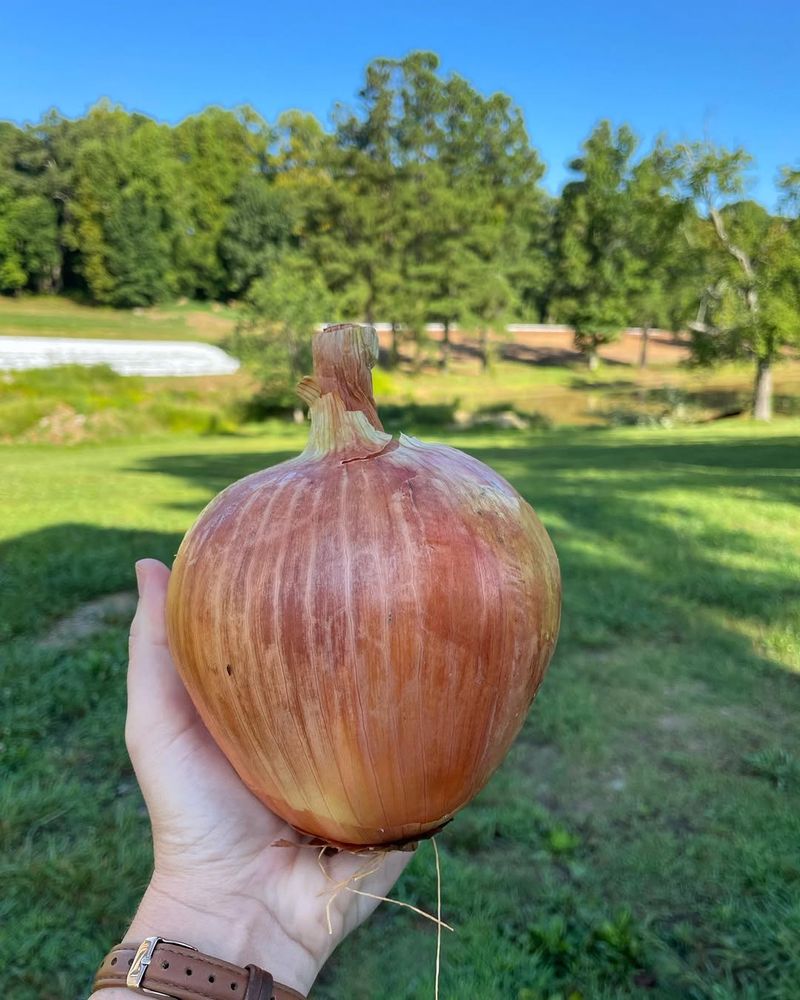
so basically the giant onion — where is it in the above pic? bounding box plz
[166,324,560,850]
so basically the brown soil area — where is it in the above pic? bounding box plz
[377,326,691,367]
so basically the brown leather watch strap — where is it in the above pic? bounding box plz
[93,939,306,1000]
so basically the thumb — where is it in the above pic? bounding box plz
[126,559,197,758]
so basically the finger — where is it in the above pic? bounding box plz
[127,559,197,751]
[126,560,273,830]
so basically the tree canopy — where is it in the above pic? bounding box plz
[0,53,797,416]
[675,142,800,418]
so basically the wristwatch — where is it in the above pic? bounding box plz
[93,936,307,1000]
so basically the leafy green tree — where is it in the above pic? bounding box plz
[2,194,60,292]
[466,261,519,371]
[219,175,294,296]
[0,186,26,291]
[0,127,23,290]
[0,122,17,167]
[103,184,172,306]
[229,253,332,420]
[676,143,800,419]
[412,176,477,370]
[270,111,334,226]
[172,106,271,299]
[552,121,641,369]
[65,106,180,305]
[324,57,409,340]
[0,115,75,292]
[626,143,696,367]
[323,52,547,371]
[385,54,450,368]
[520,194,558,324]
[64,106,129,302]
[440,73,546,368]
[781,165,800,213]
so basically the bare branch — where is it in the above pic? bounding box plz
[708,208,755,280]
[688,319,724,336]
[690,279,727,337]
[708,207,759,316]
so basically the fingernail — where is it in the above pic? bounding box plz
[135,561,145,596]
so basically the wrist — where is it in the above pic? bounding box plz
[91,875,320,998]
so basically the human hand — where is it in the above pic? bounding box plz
[91,559,411,998]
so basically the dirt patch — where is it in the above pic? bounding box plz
[658,713,691,732]
[19,404,133,445]
[40,591,137,648]
[377,326,692,368]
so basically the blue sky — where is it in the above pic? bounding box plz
[2,0,797,207]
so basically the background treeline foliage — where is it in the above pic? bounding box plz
[1,51,799,415]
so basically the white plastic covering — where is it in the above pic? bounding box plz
[0,336,240,377]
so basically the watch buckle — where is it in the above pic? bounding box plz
[127,936,198,997]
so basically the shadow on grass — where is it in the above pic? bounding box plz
[571,378,800,421]
[126,431,800,683]
[502,341,630,367]
[377,336,625,370]
[133,429,800,503]
[0,523,186,1000]
[129,450,298,502]
[463,433,799,650]
[0,523,183,640]
[127,432,800,711]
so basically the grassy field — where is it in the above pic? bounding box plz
[0,365,255,442]
[2,418,799,999]
[0,295,236,341]
[4,349,800,445]
[3,296,800,443]
[379,359,800,426]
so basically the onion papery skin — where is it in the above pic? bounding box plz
[166,326,561,849]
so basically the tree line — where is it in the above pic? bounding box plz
[1,51,799,417]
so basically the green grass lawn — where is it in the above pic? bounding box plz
[2,420,800,999]
[0,295,236,341]
[4,351,800,445]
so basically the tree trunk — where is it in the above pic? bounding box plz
[753,357,773,421]
[440,320,450,371]
[50,259,63,294]
[479,327,490,372]
[587,348,599,371]
[388,322,399,368]
[413,331,424,373]
[638,326,650,369]
[365,272,374,325]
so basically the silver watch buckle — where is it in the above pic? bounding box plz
[127,936,198,996]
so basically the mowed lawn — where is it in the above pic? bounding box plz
[2,420,799,999]
[0,295,236,342]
